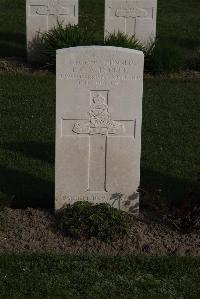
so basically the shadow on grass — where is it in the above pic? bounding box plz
[0,32,26,57]
[0,142,199,210]
[141,168,200,208]
[0,142,54,209]
[158,36,200,50]
[0,166,199,211]
[0,165,54,209]
[1,142,55,164]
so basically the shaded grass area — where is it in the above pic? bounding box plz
[141,78,200,206]
[157,0,200,71]
[0,73,55,208]
[0,73,199,208]
[158,0,200,50]
[0,0,26,57]
[0,0,200,71]
[79,0,104,42]
[0,254,200,298]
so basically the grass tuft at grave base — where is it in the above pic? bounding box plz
[0,253,200,298]
[57,201,131,241]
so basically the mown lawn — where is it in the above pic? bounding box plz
[0,73,199,208]
[0,0,26,57]
[0,73,55,208]
[0,254,200,298]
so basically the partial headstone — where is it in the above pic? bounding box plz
[26,0,78,61]
[56,46,144,215]
[105,0,157,46]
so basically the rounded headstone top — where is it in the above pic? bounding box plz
[56,46,144,56]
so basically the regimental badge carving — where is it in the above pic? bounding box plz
[73,93,125,135]
[36,0,69,15]
[115,7,148,18]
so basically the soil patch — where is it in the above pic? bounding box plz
[0,208,199,255]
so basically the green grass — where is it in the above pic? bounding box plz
[0,254,200,298]
[0,73,199,208]
[79,0,104,42]
[158,0,200,51]
[0,0,26,57]
[0,0,200,70]
[157,0,200,70]
[141,78,200,206]
[0,73,55,208]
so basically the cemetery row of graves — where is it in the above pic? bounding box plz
[1,0,199,220]
[0,0,199,295]
[0,0,199,237]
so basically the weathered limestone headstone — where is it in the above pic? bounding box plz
[105,0,157,46]
[26,0,78,61]
[56,46,144,215]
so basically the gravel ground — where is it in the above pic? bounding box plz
[0,208,199,255]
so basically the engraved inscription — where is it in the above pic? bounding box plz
[57,58,142,86]
[65,195,108,202]
[34,0,69,15]
[73,93,124,135]
[115,7,148,18]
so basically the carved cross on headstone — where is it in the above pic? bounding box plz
[115,7,148,18]
[35,0,69,15]
[62,92,136,192]
[114,3,148,35]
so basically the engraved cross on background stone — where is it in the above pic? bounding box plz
[62,91,136,193]
[111,2,149,35]
[31,0,69,16]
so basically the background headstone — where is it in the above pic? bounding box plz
[56,46,144,215]
[26,0,78,61]
[105,0,157,46]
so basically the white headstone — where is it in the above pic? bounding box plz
[105,0,157,46]
[56,46,144,215]
[26,0,78,61]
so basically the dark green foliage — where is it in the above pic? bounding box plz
[57,201,131,241]
[104,34,187,74]
[41,22,96,66]
[167,197,200,233]
[188,48,200,71]
[139,185,168,216]
[41,25,189,74]
[104,32,145,51]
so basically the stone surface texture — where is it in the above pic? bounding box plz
[26,0,78,61]
[56,46,144,215]
[105,0,157,46]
